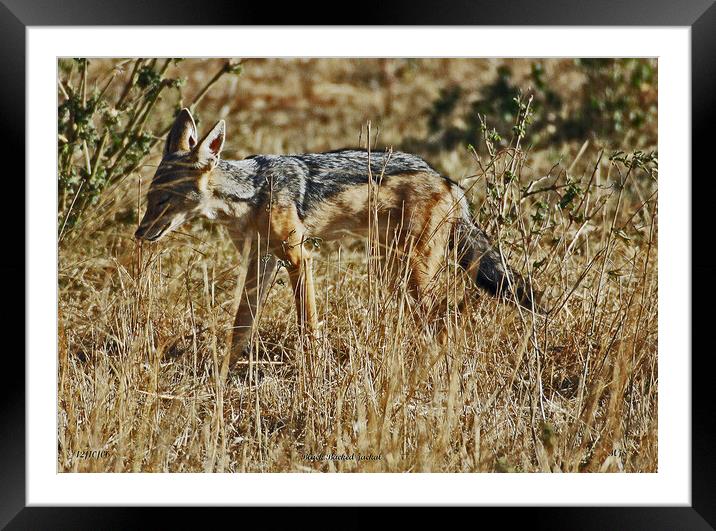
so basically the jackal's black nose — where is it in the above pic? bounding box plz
[134,226,146,240]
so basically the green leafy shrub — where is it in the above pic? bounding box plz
[405,59,656,155]
[563,59,657,146]
[57,58,242,234]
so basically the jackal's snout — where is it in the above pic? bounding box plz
[134,219,167,242]
[134,225,147,240]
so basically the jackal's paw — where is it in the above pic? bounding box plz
[308,320,326,340]
[297,321,328,350]
[298,320,323,338]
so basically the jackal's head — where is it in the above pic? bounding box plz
[135,108,225,241]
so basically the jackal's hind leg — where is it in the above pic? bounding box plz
[406,236,467,345]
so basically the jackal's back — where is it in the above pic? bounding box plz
[245,149,443,218]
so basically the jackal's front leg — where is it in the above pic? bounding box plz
[269,207,320,343]
[229,236,277,361]
[286,251,319,340]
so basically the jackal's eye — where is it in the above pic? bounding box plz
[155,193,171,208]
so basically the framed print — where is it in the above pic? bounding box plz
[6,0,715,527]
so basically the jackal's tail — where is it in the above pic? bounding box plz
[454,214,543,313]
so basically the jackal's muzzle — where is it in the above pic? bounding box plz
[134,221,170,242]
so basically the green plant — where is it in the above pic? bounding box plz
[408,59,656,156]
[564,59,657,146]
[57,58,242,235]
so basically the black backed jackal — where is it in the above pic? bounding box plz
[135,109,539,360]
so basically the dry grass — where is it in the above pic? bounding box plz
[58,58,657,472]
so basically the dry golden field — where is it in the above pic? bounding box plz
[58,58,658,472]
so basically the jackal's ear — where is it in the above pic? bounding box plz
[194,119,225,167]
[164,108,197,156]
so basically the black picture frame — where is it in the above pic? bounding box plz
[5,0,714,527]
